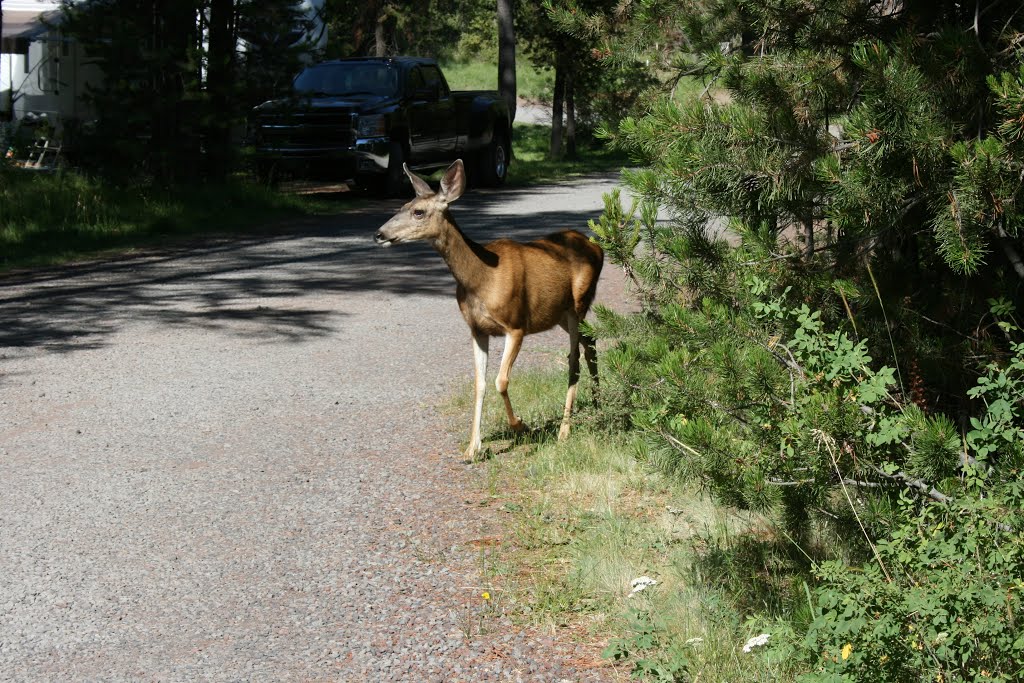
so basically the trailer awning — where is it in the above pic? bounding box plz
[2,10,62,54]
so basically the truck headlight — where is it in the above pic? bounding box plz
[356,114,387,137]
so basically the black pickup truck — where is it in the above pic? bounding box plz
[249,57,512,193]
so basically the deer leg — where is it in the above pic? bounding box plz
[466,332,489,460]
[582,330,599,405]
[559,313,582,441]
[496,331,527,433]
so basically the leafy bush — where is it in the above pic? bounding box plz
[604,609,690,682]
[801,485,1024,683]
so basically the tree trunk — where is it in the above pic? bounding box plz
[151,0,199,184]
[0,0,6,122]
[496,0,516,124]
[205,0,235,182]
[374,16,385,56]
[565,62,576,160]
[550,52,565,159]
[803,210,815,260]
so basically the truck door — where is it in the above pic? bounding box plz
[420,65,457,162]
[405,67,435,162]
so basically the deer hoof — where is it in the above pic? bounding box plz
[510,419,528,434]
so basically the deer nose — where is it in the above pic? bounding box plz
[374,229,394,246]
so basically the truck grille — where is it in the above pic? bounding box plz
[256,110,355,148]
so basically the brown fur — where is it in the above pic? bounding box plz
[375,160,603,459]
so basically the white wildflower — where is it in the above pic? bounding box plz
[629,576,658,596]
[742,633,771,653]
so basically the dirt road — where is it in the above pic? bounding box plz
[0,175,631,681]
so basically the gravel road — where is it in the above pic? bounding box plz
[0,174,633,682]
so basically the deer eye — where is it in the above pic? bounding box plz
[413,209,426,219]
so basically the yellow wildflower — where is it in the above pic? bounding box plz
[841,643,853,661]
[482,592,491,600]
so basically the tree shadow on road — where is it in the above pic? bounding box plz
[0,173,624,354]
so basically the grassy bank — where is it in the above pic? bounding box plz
[451,368,806,682]
[0,169,341,272]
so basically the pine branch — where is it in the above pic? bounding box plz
[657,428,704,459]
[867,464,952,504]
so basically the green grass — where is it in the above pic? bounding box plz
[441,59,553,103]
[507,123,629,186]
[0,169,342,272]
[450,367,809,682]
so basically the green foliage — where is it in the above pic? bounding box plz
[586,189,642,275]
[965,305,1024,462]
[800,485,1024,683]
[527,1,657,138]
[604,610,690,682]
[324,0,487,61]
[236,0,321,106]
[795,317,1024,681]
[566,0,1024,496]
[568,0,1024,657]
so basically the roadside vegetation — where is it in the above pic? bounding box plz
[0,170,340,271]
[448,1,1024,682]
[451,369,804,681]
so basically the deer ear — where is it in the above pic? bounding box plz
[438,159,466,204]
[403,163,433,198]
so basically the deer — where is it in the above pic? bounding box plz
[374,159,604,460]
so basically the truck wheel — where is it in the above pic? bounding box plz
[478,132,509,187]
[384,142,410,197]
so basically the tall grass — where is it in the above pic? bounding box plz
[0,168,336,271]
[451,368,809,681]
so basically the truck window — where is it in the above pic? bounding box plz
[405,67,425,97]
[420,65,450,98]
[293,62,399,97]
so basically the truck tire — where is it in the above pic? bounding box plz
[477,131,509,187]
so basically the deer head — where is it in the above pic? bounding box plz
[374,160,466,247]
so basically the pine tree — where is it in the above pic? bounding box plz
[59,0,203,183]
[527,0,654,157]
[554,2,1024,675]
[553,0,1024,535]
